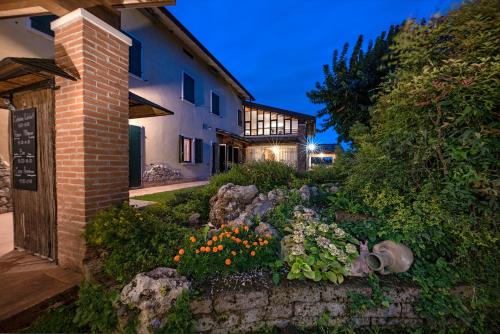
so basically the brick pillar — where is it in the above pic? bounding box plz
[51,9,132,270]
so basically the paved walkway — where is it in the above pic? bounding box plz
[129,180,209,197]
[0,213,13,257]
[0,250,82,332]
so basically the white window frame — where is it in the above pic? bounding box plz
[181,136,194,164]
[181,71,196,105]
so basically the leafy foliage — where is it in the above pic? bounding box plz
[74,283,118,334]
[318,0,499,331]
[22,304,84,333]
[85,203,191,283]
[176,225,279,280]
[208,160,297,194]
[156,291,194,334]
[347,274,391,315]
[308,27,398,141]
[284,209,358,284]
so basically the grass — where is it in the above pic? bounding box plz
[132,185,206,203]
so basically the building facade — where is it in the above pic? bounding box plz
[0,7,316,188]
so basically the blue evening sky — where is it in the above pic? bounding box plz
[170,0,458,145]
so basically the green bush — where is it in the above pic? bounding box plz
[176,225,279,281]
[157,291,193,334]
[312,0,499,330]
[74,283,118,334]
[85,203,192,283]
[207,161,296,194]
[22,304,84,333]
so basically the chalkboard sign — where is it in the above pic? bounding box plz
[12,108,37,191]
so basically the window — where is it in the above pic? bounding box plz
[182,73,195,104]
[243,106,299,137]
[238,109,243,126]
[211,92,220,115]
[29,15,57,37]
[179,135,192,163]
[128,34,142,77]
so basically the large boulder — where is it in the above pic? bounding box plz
[208,183,259,227]
[227,188,286,230]
[119,267,190,334]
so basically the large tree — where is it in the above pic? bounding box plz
[307,26,398,142]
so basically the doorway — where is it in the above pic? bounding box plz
[11,88,57,259]
[129,125,142,188]
[219,144,226,173]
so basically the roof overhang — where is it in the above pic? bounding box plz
[216,128,250,144]
[129,91,174,118]
[142,7,254,101]
[0,0,176,19]
[0,57,76,96]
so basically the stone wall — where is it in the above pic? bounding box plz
[0,157,12,213]
[190,280,423,333]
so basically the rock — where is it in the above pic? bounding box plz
[298,185,311,201]
[120,267,190,334]
[0,157,12,213]
[254,222,278,238]
[209,183,259,227]
[188,212,201,225]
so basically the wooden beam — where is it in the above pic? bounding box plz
[110,0,176,8]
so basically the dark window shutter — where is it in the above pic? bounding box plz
[195,138,203,163]
[211,92,220,115]
[128,35,142,77]
[179,135,184,163]
[238,109,243,126]
[183,73,195,103]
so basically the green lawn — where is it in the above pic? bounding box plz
[132,185,206,203]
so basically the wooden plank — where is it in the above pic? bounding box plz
[12,88,56,260]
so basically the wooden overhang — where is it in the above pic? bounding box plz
[0,0,176,19]
[216,128,250,144]
[0,57,76,97]
[129,91,174,119]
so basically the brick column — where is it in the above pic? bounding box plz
[51,9,132,270]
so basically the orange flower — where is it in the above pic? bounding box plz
[189,236,197,243]
[178,249,185,255]
[263,240,269,245]
[200,247,205,252]
[231,251,237,256]
[233,228,240,234]
[212,236,218,242]
[217,244,223,251]
[258,238,263,242]
[207,240,213,246]
[243,240,248,245]
[205,247,211,253]
[235,238,241,244]
[244,226,249,231]
[212,247,218,253]
[225,258,231,265]
[253,242,258,246]
[195,249,200,254]
[221,224,225,228]
[250,251,256,256]
[246,245,251,249]
[174,255,181,262]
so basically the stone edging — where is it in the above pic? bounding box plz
[189,281,424,333]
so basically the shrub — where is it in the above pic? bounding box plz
[207,161,296,194]
[266,191,304,235]
[157,291,193,334]
[22,304,84,333]
[85,203,192,283]
[176,225,278,281]
[74,283,118,334]
[283,209,358,284]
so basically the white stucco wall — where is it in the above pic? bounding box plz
[0,16,54,60]
[0,10,245,180]
[123,9,244,180]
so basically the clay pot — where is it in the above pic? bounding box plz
[366,240,413,275]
